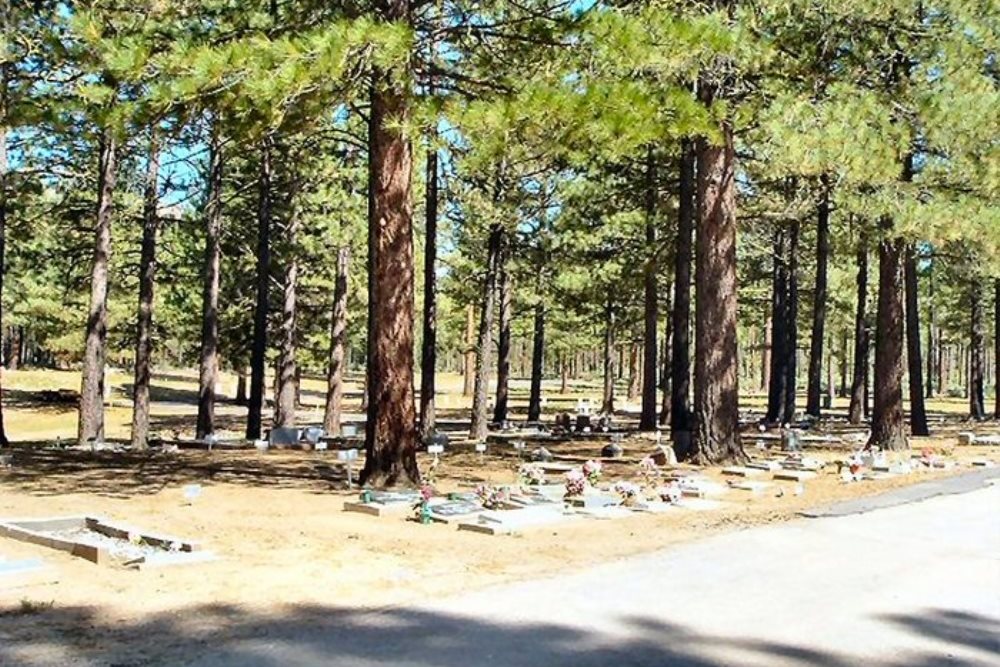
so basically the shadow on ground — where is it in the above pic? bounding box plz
[0,447,350,497]
[0,604,994,667]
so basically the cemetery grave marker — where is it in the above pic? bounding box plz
[343,489,423,517]
[0,516,211,569]
[773,470,818,482]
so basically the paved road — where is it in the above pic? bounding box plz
[179,475,1000,667]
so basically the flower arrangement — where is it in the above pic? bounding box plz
[582,460,603,485]
[412,484,435,524]
[564,469,586,497]
[657,482,682,504]
[518,463,545,486]
[638,456,660,487]
[475,484,511,510]
[613,481,642,506]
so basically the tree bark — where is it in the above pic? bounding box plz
[925,259,936,399]
[671,138,694,434]
[601,295,615,414]
[0,35,9,445]
[418,140,438,437]
[78,128,117,446]
[6,326,17,370]
[234,367,247,405]
[659,292,672,425]
[361,41,421,486]
[627,342,640,401]
[691,97,742,464]
[469,225,501,440]
[994,279,999,419]
[246,138,272,442]
[766,227,789,423]
[761,314,771,393]
[462,304,475,396]
[274,207,298,430]
[129,133,160,449]
[904,245,929,435]
[493,234,512,423]
[527,301,545,422]
[868,234,907,451]
[323,246,350,436]
[969,280,986,420]
[805,178,830,417]
[640,150,658,431]
[196,124,224,440]
[848,236,869,425]
[783,220,800,422]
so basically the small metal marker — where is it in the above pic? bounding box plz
[512,440,526,461]
[338,448,359,487]
[427,443,444,469]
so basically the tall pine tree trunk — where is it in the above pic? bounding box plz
[323,246,350,436]
[904,245,929,435]
[246,138,272,442]
[274,210,298,430]
[994,279,999,419]
[692,94,742,464]
[659,291,672,425]
[868,234,907,451]
[462,304,475,396]
[601,295,615,414]
[78,128,117,446]
[493,235,512,423]
[783,220,800,422]
[419,141,438,437]
[0,38,9,445]
[627,343,640,401]
[640,150,658,431]
[925,259,936,399]
[527,300,544,422]
[196,124,224,440]
[766,227,789,423]
[559,351,568,393]
[6,326,17,370]
[969,280,986,420]
[805,178,830,417]
[671,138,694,435]
[469,225,501,440]
[361,41,420,486]
[848,236,869,425]
[129,134,160,449]
[236,367,248,405]
[761,314,771,393]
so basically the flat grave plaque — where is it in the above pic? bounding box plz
[427,500,482,524]
[746,460,782,471]
[722,466,765,478]
[773,470,818,482]
[459,505,575,536]
[566,493,619,509]
[344,490,422,517]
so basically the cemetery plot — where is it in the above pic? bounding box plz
[426,500,484,524]
[0,516,212,569]
[343,490,424,517]
[458,505,579,536]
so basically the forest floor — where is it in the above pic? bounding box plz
[0,368,998,665]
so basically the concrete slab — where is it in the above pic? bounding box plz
[722,466,765,478]
[773,470,818,482]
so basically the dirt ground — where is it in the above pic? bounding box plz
[1,367,998,664]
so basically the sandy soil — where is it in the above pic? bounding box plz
[1,367,998,664]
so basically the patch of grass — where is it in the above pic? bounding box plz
[1,598,56,617]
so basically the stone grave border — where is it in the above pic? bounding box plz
[0,515,202,567]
